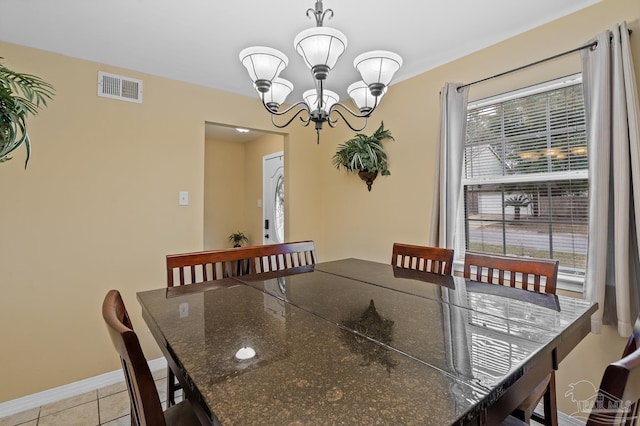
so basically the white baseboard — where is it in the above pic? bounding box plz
[0,357,167,419]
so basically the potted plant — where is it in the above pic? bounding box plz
[1,58,55,167]
[331,122,395,191]
[228,231,249,247]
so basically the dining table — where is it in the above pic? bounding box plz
[137,258,598,425]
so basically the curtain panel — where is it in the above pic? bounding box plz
[429,83,469,249]
[582,22,640,336]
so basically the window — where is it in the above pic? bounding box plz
[462,75,588,279]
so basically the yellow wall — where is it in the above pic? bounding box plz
[203,137,246,250]
[1,0,639,417]
[0,42,320,401]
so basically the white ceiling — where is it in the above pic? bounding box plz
[0,0,600,140]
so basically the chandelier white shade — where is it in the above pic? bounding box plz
[303,89,339,113]
[260,78,294,111]
[239,0,402,142]
[239,47,289,92]
[294,27,347,77]
[347,81,387,113]
[354,51,403,92]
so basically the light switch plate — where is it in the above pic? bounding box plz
[179,191,189,206]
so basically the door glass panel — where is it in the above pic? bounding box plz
[274,175,284,243]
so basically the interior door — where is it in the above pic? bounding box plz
[263,152,284,244]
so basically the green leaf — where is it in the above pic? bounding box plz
[0,57,55,168]
[331,122,395,175]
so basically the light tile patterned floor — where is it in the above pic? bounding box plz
[0,369,181,426]
[2,371,581,425]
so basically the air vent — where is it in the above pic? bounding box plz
[97,71,143,103]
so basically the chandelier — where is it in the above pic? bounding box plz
[239,0,403,143]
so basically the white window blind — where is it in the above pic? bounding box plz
[462,75,588,277]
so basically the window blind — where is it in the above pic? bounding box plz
[463,77,588,276]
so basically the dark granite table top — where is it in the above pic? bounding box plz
[137,258,597,425]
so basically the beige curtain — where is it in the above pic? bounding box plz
[429,83,469,248]
[582,22,640,336]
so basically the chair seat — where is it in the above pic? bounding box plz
[164,399,201,426]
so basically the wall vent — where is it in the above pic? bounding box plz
[97,71,143,103]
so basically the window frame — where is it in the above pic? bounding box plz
[452,74,587,293]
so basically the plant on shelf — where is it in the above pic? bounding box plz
[228,231,249,248]
[0,58,55,168]
[331,122,395,191]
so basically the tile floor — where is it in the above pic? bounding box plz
[1,371,579,426]
[0,369,180,426]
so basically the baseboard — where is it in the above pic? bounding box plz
[0,357,167,419]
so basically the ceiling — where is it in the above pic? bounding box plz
[1,0,600,141]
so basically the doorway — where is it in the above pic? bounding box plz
[203,123,284,250]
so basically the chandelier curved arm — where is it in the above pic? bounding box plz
[270,110,311,129]
[328,101,375,120]
[325,98,382,131]
[266,103,312,129]
[327,105,369,132]
[261,99,310,117]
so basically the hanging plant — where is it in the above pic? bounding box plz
[0,58,55,167]
[331,122,395,191]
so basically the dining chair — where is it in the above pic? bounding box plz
[464,252,559,425]
[463,252,559,294]
[102,290,200,426]
[622,312,640,357]
[583,312,640,425]
[585,347,640,425]
[166,248,255,286]
[166,240,317,286]
[165,240,317,405]
[502,313,640,426]
[247,240,318,273]
[391,243,454,275]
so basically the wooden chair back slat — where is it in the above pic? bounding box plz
[166,240,317,286]
[391,243,454,275]
[463,252,559,294]
[102,290,167,426]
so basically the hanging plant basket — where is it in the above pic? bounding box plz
[358,171,378,192]
[331,122,395,191]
